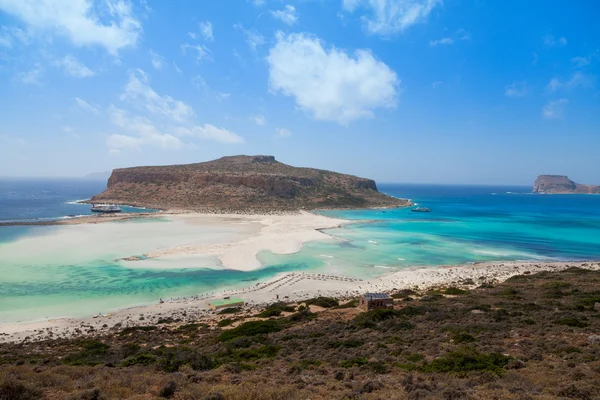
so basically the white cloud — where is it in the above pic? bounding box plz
[121,69,195,123]
[342,0,442,35]
[200,20,213,41]
[430,29,469,46]
[275,128,291,138]
[75,97,100,114]
[54,55,94,77]
[254,114,266,125]
[16,63,43,84]
[181,43,210,63]
[431,81,442,88]
[543,34,567,47]
[216,92,231,102]
[571,56,590,68]
[149,50,164,70]
[0,25,29,48]
[187,32,197,40]
[267,32,399,124]
[271,5,298,25]
[173,62,182,73]
[430,37,453,46]
[546,72,594,92]
[107,105,183,149]
[542,99,568,120]
[234,24,265,50]
[0,0,142,55]
[249,0,265,5]
[172,125,245,144]
[504,81,528,98]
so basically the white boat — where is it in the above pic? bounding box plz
[91,204,122,213]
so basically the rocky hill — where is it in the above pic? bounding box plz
[533,175,600,194]
[90,155,410,212]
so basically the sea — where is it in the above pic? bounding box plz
[1,179,600,323]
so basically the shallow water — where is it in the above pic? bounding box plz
[1,182,600,322]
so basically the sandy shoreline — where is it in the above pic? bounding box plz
[2,260,598,344]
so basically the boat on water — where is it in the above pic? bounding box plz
[412,207,431,212]
[91,204,122,213]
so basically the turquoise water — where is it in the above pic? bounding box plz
[1,183,600,323]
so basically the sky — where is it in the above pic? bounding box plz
[0,0,599,185]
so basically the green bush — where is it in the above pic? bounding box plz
[0,381,42,400]
[120,353,156,367]
[62,340,111,366]
[218,307,242,315]
[420,349,510,375]
[305,297,339,308]
[392,289,417,299]
[340,356,369,368]
[119,326,157,336]
[333,299,358,309]
[218,320,282,342]
[354,308,401,329]
[452,332,477,343]
[554,317,588,328]
[445,287,468,295]
[231,345,280,361]
[328,339,364,348]
[218,318,235,327]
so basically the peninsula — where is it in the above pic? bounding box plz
[533,175,600,194]
[89,155,410,212]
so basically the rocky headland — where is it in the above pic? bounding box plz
[533,175,600,194]
[89,155,410,212]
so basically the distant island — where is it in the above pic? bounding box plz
[88,155,410,212]
[533,175,600,194]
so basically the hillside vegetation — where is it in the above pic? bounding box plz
[2,267,600,399]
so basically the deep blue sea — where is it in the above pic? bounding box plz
[1,180,599,322]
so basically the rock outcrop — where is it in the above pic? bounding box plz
[533,175,600,194]
[90,155,410,212]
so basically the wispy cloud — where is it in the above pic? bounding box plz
[254,115,266,125]
[199,21,214,41]
[342,0,442,35]
[234,24,265,50]
[275,128,292,138]
[271,5,298,25]
[216,92,231,102]
[181,43,211,63]
[546,72,594,93]
[504,81,528,98]
[431,81,442,89]
[74,97,100,114]
[430,29,469,46]
[543,34,567,47]
[16,63,43,84]
[54,55,94,77]
[121,69,195,123]
[149,50,165,70]
[542,98,568,119]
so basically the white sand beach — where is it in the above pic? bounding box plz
[2,260,598,344]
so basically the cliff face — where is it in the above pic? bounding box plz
[533,175,600,194]
[91,155,409,212]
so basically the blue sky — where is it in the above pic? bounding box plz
[0,0,598,184]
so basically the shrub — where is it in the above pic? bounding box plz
[333,299,358,309]
[287,309,317,323]
[159,381,177,399]
[218,320,282,342]
[354,308,401,329]
[218,318,235,327]
[340,356,369,368]
[420,349,510,375]
[554,317,588,328]
[328,339,364,348]
[0,381,42,400]
[445,287,468,295]
[119,326,157,336]
[392,289,417,299]
[120,353,156,367]
[218,307,242,315]
[257,302,296,317]
[62,340,111,366]
[452,333,477,344]
[305,297,339,308]
[232,345,280,361]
